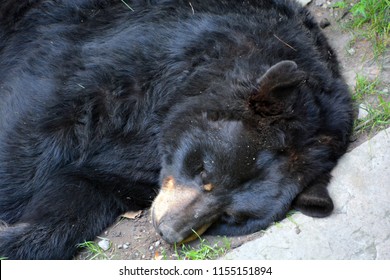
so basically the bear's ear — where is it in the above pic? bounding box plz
[249,60,305,116]
[292,182,334,218]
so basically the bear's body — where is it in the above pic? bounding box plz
[0,0,353,259]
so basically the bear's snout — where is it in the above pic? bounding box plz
[151,176,220,244]
[155,222,185,244]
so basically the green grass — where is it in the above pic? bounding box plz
[353,74,381,101]
[353,74,390,133]
[0,256,8,260]
[286,210,299,226]
[333,0,390,56]
[332,1,390,133]
[77,240,112,260]
[178,237,231,260]
[332,1,348,9]
[272,210,299,228]
[163,231,231,260]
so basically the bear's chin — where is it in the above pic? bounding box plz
[179,223,213,244]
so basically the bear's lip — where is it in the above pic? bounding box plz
[179,222,213,244]
[154,221,214,245]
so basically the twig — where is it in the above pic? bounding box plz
[189,2,195,15]
[354,116,376,131]
[273,34,297,52]
[121,0,134,11]
[337,8,351,22]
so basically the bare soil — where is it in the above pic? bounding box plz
[75,1,389,260]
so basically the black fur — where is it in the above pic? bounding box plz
[0,0,353,259]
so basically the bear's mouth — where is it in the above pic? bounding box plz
[179,222,213,244]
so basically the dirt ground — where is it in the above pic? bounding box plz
[75,1,389,260]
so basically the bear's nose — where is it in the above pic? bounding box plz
[156,223,184,244]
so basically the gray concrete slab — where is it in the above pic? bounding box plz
[224,127,390,260]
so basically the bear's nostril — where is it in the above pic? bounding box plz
[157,223,183,244]
[156,228,164,238]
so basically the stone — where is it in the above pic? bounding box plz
[97,239,110,251]
[319,18,331,29]
[358,104,369,119]
[347,48,356,55]
[314,0,326,6]
[296,0,312,5]
[223,127,390,259]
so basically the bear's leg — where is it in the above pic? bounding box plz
[292,173,334,218]
[0,175,126,260]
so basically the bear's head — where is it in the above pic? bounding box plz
[151,61,334,244]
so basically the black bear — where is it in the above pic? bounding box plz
[0,0,353,259]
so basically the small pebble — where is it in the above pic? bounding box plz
[315,0,326,6]
[155,241,161,247]
[319,18,331,29]
[123,244,129,249]
[347,48,356,55]
[98,239,110,251]
[118,244,123,249]
[296,0,312,5]
[113,231,122,237]
[358,104,369,120]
